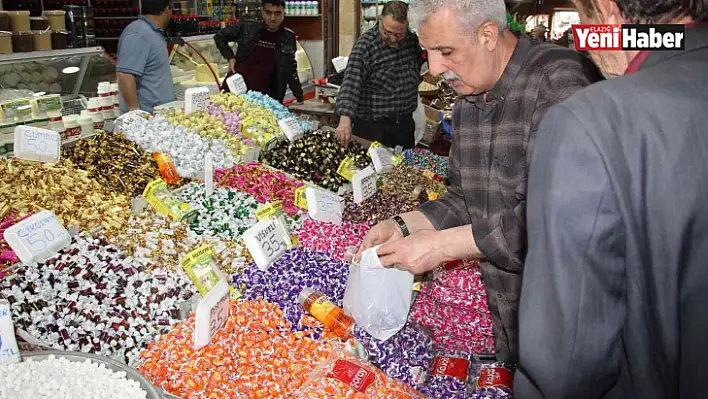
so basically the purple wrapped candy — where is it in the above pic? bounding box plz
[471,362,515,399]
[232,249,350,335]
[352,322,435,390]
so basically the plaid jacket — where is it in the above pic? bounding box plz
[336,24,423,120]
[418,33,603,361]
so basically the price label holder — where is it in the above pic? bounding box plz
[278,117,303,142]
[13,125,61,163]
[367,141,383,157]
[332,56,349,74]
[242,145,261,163]
[0,300,20,364]
[265,136,278,152]
[352,166,377,204]
[370,147,394,174]
[243,218,289,271]
[306,187,343,224]
[3,210,71,265]
[184,87,211,114]
[194,279,230,350]
[204,153,214,198]
[294,186,308,210]
[337,157,359,182]
[226,74,248,95]
[255,201,284,221]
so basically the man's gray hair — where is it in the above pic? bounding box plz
[408,0,507,34]
[381,0,409,23]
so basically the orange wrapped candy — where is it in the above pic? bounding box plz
[296,347,428,399]
[138,300,336,399]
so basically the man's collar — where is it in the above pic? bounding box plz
[465,32,533,104]
[138,15,163,33]
[626,23,708,74]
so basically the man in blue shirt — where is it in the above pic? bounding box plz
[116,0,174,113]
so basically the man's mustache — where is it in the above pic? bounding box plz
[442,71,461,81]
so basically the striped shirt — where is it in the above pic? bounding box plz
[336,24,423,120]
[418,33,603,361]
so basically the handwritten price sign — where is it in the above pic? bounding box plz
[278,117,304,142]
[13,125,61,163]
[226,74,248,95]
[243,218,288,271]
[306,187,343,224]
[352,166,377,204]
[370,147,394,173]
[3,210,71,264]
[194,280,230,350]
[185,87,211,114]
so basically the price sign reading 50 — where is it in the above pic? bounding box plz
[353,166,378,204]
[243,218,288,271]
[3,210,71,265]
[14,126,61,163]
[194,280,230,350]
[306,187,343,224]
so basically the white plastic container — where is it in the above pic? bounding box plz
[87,97,104,130]
[62,114,79,139]
[97,82,114,120]
[77,110,93,138]
[47,110,65,139]
[110,82,120,118]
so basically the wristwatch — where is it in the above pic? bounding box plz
[392,216,410,237]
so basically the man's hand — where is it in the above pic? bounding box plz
[336,116,352,148]
[229,59,237,74]
[355,219,402,262]
[377,230,447,274]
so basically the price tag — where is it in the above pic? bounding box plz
[13,125,61,163]
[332,56,349,74]
[242,145,260,163]
[305,187,343,224]
[194,280,230,350]
[367,141,382,157]
[184,87,211,114]
[265,137,278,152]
[204,153,214,198]
[226,74,248,95]
[0,301,20,365]
[255,201,284,221]
[243,218,289,271]
[337,157,358,182]
[278,117,303,142]
[352,166,377,204]
[3,210,71,265]
[294,186,308,210]
[370,147,394,174]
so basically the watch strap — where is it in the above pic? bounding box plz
[392,215,410,237]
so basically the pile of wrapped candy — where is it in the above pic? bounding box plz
[0,89,516,398]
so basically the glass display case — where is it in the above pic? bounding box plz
[0,47,116,99]
[168,33,315,101]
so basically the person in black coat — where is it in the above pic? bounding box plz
[213,0,304,103]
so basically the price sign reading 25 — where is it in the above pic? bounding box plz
[3,210,71,265]
[243,218,288,271]
[194,280,230,350]
[353,166,378,204]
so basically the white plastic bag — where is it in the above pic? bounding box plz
[413,96,426,145]
[343,247,415,341]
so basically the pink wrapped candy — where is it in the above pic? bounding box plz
[294,219,370,261]
[410,260,495,355]
[215,162,304,216]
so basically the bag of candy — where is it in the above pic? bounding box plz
[296,346,427,399]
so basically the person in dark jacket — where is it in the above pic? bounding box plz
[213,0,304,103]
[515,0,708,397]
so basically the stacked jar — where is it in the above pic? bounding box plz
[43,10,68,50]
[9,11,33,53]
[97,82,115,121]
[62,114,80,140]
[110,83,121,118]
[87,97,104,130]
[47,110,65,138]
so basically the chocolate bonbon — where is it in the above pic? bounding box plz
[1,235,195,365]
[262,130,369,192]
